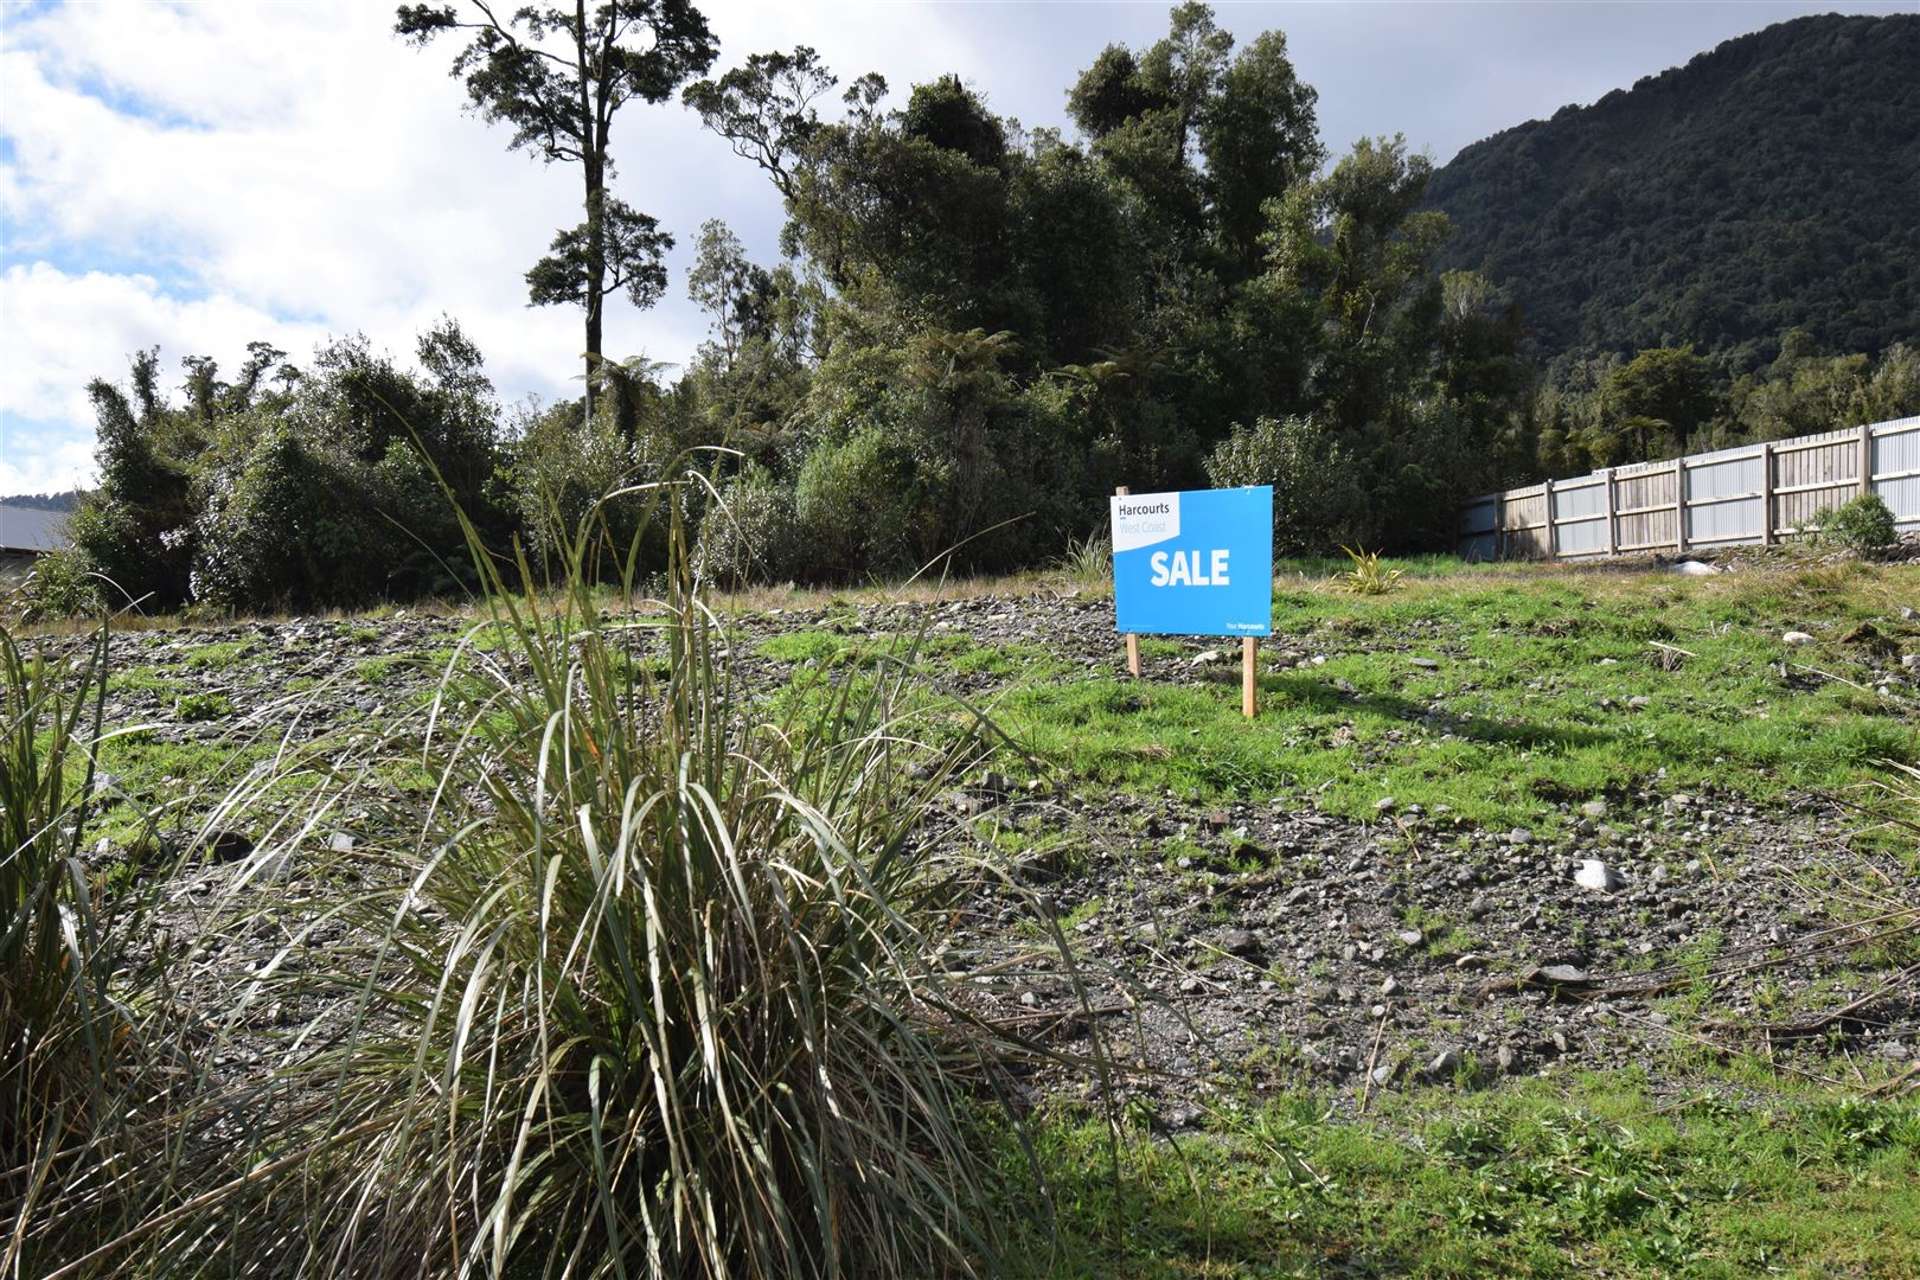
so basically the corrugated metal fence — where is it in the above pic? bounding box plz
[1459,415,1920,560]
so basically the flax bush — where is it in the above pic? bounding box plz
[167,480,1073,1278]
[0,624,198,1276]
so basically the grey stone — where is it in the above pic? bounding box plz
[1538,964,1590,985]
[1219,928,1263,959]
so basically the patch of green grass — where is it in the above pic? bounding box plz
[108,665,183,697]
[86,732,280,847]
[174,691,233,722]
[183,640,249,669]
[354,655,407,686]
[997,564,1919,830]
[997,1075,1920,1278]
[758,629,1065,687]
[758,630,887,666]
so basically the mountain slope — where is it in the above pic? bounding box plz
[1425,13,1920,368]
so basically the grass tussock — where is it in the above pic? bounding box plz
[114,485,1071,1279]
[1,624,208,1276]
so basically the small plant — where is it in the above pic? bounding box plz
[1,622,191,1273]
[173,691,232,722]
[1053,531,1112,590]
[1814,493,1898,555]
[1333,546,1404,595]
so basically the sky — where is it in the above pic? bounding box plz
[3,0,1915,495]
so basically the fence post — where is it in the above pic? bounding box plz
[1601,469,1617,556]
[1860,423,1873,498]
[1674,458,1687,554]
[1543,479,1557,559]
[1115,486,1140,676]
[1760,442,1775,545]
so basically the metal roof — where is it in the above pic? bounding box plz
[0,504,72,554]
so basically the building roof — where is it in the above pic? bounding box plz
[0,504,72,554]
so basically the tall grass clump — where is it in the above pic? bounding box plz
[193,479,1068,1278]
[1053,531,1112,593]
[0,623,189,1274]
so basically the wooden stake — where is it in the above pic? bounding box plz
[1116,486,1140,677]
[1241,636,1257,718]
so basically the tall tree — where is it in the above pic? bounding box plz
[396,2,717,418]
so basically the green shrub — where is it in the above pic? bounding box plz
[18,548,106,621]
[695,462,800,587]
[507,399,665,578]
[1205,415,1371,556]
[191,423,348,609]
[1333,545,1404,594]
[173,691,233,722]
[795,426,920,578]
[1816,493,1898,555]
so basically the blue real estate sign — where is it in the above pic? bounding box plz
[1110,486,1273,637]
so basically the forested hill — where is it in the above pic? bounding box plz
[1425,13,1920,369]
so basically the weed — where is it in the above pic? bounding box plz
[182,640,248,669]
[1053,532,1113,593]
[173,691,232,722]
[1333,546,1405,595]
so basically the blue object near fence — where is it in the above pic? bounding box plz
[1110,486,1273,637]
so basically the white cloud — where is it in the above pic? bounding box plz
[0,429,94,497]
[0,0,999,494]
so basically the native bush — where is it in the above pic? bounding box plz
[1816,493,1898,555]
[18,547,106,621]
[1205,415,1371,555]
[794,425,922,578]
[507,398,670,579]
[694,461,801,587]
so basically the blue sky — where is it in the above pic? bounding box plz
[3,0,1915,495]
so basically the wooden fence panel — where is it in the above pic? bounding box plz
[1458,415,1920,560]
[1773,430,1861,533]
[1612,465,1678,552]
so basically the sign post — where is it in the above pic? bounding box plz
[1110,486,1274,718]
[1114,487,1142,677]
